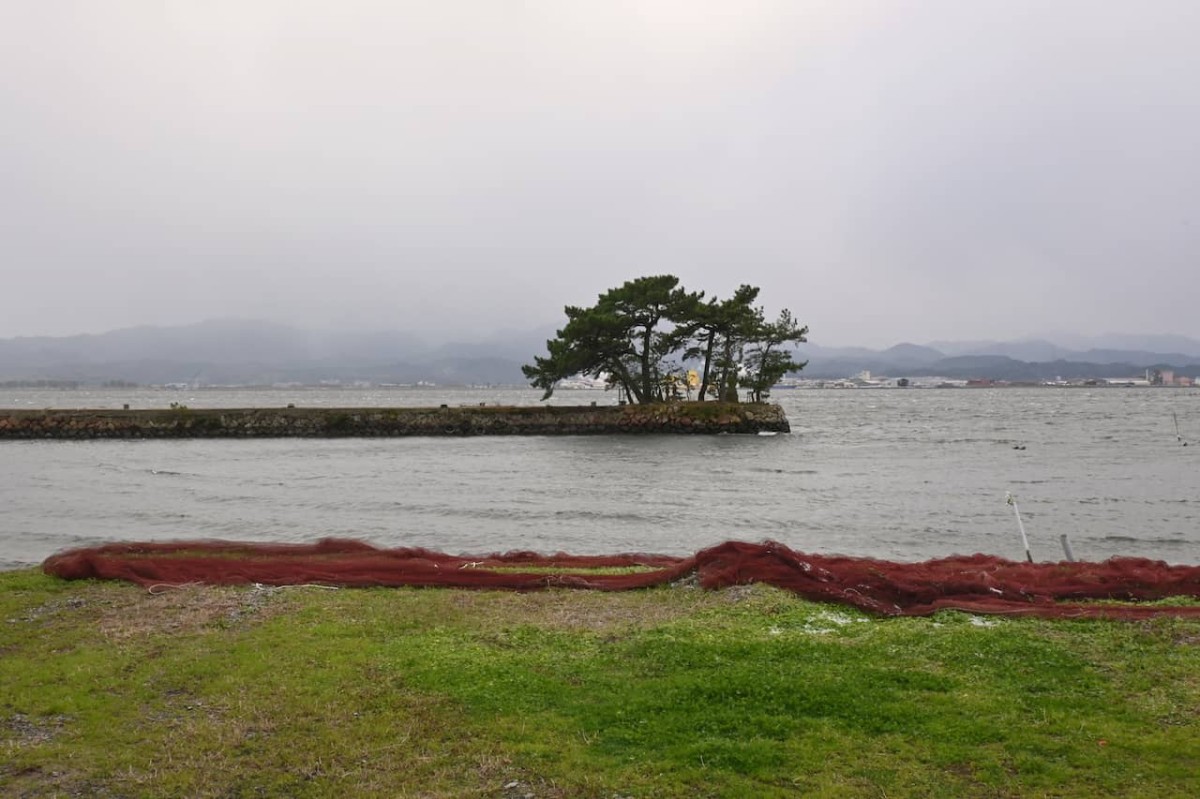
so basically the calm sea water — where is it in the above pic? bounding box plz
[2,386,1197,570]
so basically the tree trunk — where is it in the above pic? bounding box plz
[716,338,737,400]
[750,342,776,402]
[615,363,644,403]
[640,327,655,403]
[697,333,715,401]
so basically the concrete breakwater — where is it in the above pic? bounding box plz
[0,402,790,439]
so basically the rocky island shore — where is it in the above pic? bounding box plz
[0,402,789,439]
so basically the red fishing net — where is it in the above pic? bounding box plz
[42,539,1200,620]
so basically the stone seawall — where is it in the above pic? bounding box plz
[0,403,790,439]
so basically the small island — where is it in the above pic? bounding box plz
[0,276,804,439]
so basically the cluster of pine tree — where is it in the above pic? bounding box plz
[523,275,808,404]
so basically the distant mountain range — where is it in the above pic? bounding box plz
[0,319,554,386]
[1,320,1199,385]
[794,338,1200,380]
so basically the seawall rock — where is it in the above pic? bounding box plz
[0,403,790,439]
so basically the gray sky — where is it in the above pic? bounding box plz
[2,1,1197,348]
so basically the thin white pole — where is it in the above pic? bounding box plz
[1006,492,1033,563]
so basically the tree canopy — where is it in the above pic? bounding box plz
[523,276,808,403]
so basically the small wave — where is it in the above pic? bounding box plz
[1097,535,1191,546]
[553,508,672,524]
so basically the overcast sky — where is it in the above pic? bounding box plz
[2,1,1197,347]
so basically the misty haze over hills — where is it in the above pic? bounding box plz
[2,320,1199,387]
[0,320,548,386]
[794,339,1200,381]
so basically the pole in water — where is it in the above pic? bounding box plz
[1006,491,1033,563]
[1175,411,1188,446]
[1060,534,1076,562]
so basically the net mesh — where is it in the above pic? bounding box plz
[42,538,1200,620]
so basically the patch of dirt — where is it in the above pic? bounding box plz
[11,596,88,623]
[0,767,126,799]
[493,775,571,799]
[2,712,72,747]
[94,584,297,640]
[723,584,757,603]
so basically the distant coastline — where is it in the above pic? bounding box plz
[3,319,1199,387]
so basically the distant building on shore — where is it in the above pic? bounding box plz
[1147,368,1195,386]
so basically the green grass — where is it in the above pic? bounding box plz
[2,570,1198,798]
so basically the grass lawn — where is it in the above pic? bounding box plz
[2,569,1198,798]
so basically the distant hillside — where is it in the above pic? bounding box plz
[880,343,944,367]
[0,319,536,385]
[1,321,1198,385]
[796,335,1200,380]
[921,336,1200,363]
